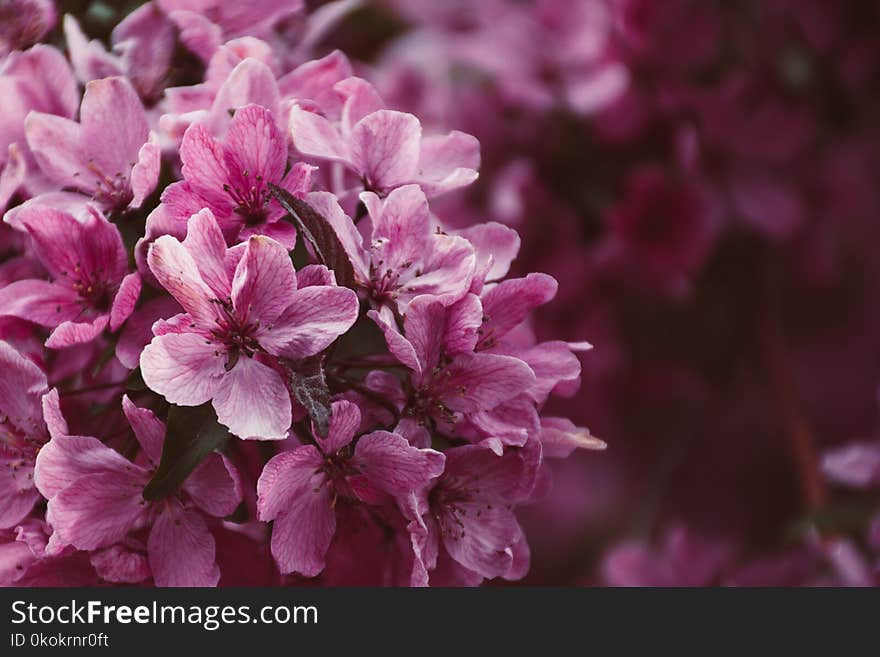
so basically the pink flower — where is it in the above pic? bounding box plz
[405,437,541,584]
[161,103,312,248]
[0,45,79,211]
[24,76,160,213]
[370,293,536,434]
[311,184,476,311]
[607,168,717,282]
[0,206,140,348]
[0,519,102,587]
[0,341,58,528]
[64,5,176,104]
[157,0,305,63]
[601,526,734,587]
[141,209,358,439]
[33,396,242,587]
[822,442,880,489]
[257,399,445,576]
[0,0,56,58]
[289,76,480,196]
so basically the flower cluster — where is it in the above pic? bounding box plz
[0,1,601,586]
[365,0,880,586]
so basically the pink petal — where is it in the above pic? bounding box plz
[315,399,360,454]
[337,77,384,134]
[0,339,46,432]
[20,206,127,284]
[80,77,150,178]
[212,356,291,439]
[109,272,141,331]
[130,134,161,208]
[121,395,165,465]
[183,454,242,517]
[34,434,143,499]
[295,263,337,287]
[182,208,232,298]
[147,235,218,325]
[278,49,352,109]
[269,480,335,577]
[231,235,297,326]
[166,9,222,63]
[208,58,280,130]
[223,104,286,194]
[457,222,521,283]
[148,503,220,587]
[822,443,880,489]
[480,273,558,340]
[353,430,445,497]
[258,285,358,360]
[416,131,480,196]
[40,389,67,439]
[0,458,40,529]
[256,445,324,521]
[90,544,150,584]
[540,416,606,458]
[367,306,421,374]
[350,110,421,190]
[63,15,123,84]
[438,498,517,579]
[401,235,475,306]
[47,471,145,550]
[179,123,234,213]
[437,353,536,414]
[45,314,109,349]
[140,332,226,406]
[23,112,86,190]
[363,184,431,264]
[289,105,349,162]
[418,131,480,177]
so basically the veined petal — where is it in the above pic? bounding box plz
[140,332,226,406]
[212,356,291,439]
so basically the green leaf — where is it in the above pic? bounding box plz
[268,183,357,289]
[286,354,332,437]
[142,403,231,501]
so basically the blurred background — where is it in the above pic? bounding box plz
[30,0,880,584]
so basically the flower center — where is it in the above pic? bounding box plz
[209,298,262,370]
[223,172,271,226]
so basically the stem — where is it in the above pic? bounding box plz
[759,271,827,510]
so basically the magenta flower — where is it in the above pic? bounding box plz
[162,103,312,248]
[257,399,445,576]
[607,168,717,284]
[311,184,476,310]
[158,0,305,63]
[64,5,176,104]
[141,209,358,439]
[33,396,242,587]
[25,76,160,213]
[0,0,56,58]
[405,437,540,584]
[822,442,880,489]
[370,293,536,432]
[0,341,57,528]
[0,206,140,348]
[0,44,79,212]
[289,76,480,196]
